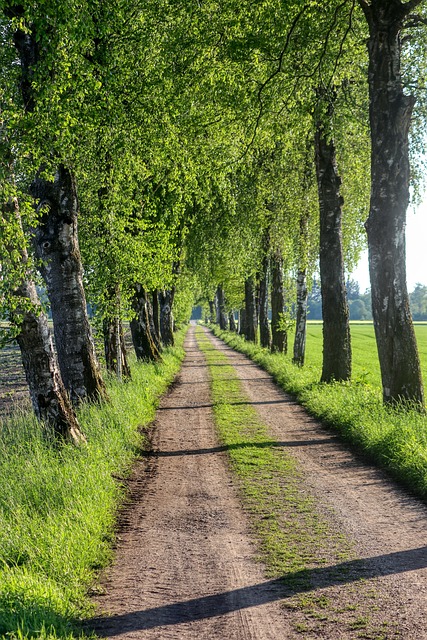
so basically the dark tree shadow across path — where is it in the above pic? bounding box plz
[89,546,427,636]
[144,439,337,458]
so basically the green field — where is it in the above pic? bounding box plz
[302,322,427,390]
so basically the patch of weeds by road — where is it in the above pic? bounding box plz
[196,327,402,639]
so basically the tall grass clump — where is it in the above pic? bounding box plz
[210,325,427,498]
[0,330,186,640]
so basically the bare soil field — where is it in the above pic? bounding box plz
[89,325,427,639]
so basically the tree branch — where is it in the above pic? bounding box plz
[237,4,311,159]
[326,0,357,90]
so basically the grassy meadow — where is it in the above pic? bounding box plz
[0,331,186,640]
[211,322,427,499]
[303,322,427,389]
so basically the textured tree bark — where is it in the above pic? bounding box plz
[209,300,216,324]
[315,90,351,382]
[244,276,257,342]
[271,251,287,354]
[293,209,310,366]
[8,11,106,406]
[146,292,162,351]
[238,308,246,336]
[32,166,108,404]
[259,255,271,348]
[229,311,237,332]
[359,0,424,406]
[103,316,131,380]
[159,288,175,347]
[293,269,308,366]
[4,199,84,443]
[14,281,84,443]
[216,285,228,330]
[151,290,162,344]
[130,284,161,361]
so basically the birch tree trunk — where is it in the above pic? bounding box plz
[359,0,424,406]
[151,290,162,344]
[14,280,84,443]
[103,317,131,380]
[315,90,351,382]
[4,199,84,443]
[259,256,271,349]
[239,308,246,336]
[159,288,175,347]
[32,166,107,404]
[271,251,287,354]
[244,276,257,342]
[209,300,216,324]
[293,269,308,366]
[216,285,228,330]
[146,292,162,351]
[8,10,106,406]
[229,311,237,332]
[130,284,161,361]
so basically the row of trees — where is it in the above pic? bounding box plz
[1,0,427,442]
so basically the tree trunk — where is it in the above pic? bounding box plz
[238,308,246,336]
[7,13,106,406]
[244,276,257,342]
[271,251,287,354]
[214,289,221,325]
[103,316,131,380]
[130,284,161,361]
[216,285,228,330]
[151,290,162,344]
[259,256,271,349]
[315,89,351,382]
[32,166,108,404]
[360,0,424,406]
[229,311,237,332]
[293,269,308,366]
[159,288,175,347]
[14,281,84,443]
[293,208,310,366]
[4,198,84,443]
[209,300,216,323]
[146,292,162,351]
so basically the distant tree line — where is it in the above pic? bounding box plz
[307,280,374,321]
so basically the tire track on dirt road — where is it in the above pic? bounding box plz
[206,327,427,639]
[90,325,289,639]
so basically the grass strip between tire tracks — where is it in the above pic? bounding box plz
[209,325,427,500]
[0,329,187,640]
[196,327,401,639]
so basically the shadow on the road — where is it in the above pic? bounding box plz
[146,438,339,458]
[89,546,427,635]
[158,399,295,411]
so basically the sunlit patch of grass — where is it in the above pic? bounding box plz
[0,330,187,640]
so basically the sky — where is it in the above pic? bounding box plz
[350,198,427,294]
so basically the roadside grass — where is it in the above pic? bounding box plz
[0,331,186,640]
[209,324,427,499]
[196,327,394,638]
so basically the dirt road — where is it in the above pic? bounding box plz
[91,325,427,639]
